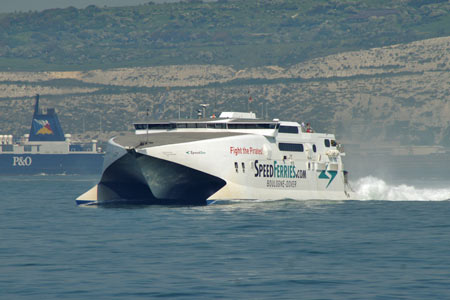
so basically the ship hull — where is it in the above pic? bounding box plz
[0,153,104,175]
[1,94,104,175]
[77,131,353,206]
[77,149,226,206]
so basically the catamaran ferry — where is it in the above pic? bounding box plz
[77,112,353,205]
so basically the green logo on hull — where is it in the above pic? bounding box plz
[319,170,338,188]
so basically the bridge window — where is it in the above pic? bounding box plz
[278,126,299,134]
[227,123,276,129]
[207,123,226,129]
[185,123,207,128]
[134,123,175,130]
[152,123,174,130]
[176,123,208,128]
[278,143,304,152]
[324,139,330,147]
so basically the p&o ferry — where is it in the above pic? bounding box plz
[0,94,104,175]
[77,111,353,205]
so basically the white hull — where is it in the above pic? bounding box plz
[77,113,353,205]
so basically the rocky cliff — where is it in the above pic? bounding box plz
[0,36,449,147]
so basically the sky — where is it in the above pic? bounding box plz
[0,0,184,13]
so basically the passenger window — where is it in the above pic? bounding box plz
[278,143,304,152]
[312,145,317,152]
[278,126,299,134]
[1,145,13,152]
[324,139,330,147]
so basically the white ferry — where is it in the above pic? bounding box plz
[77,112,353,205]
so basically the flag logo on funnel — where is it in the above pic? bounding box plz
[34,119,54,135]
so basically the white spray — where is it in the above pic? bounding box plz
[353,176,450,201]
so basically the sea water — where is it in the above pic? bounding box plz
[1,175,449,299]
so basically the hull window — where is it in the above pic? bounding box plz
[278,143,304,152]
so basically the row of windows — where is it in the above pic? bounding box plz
[279,139,337,151]
[135,123,174,130]
[135,122,277,130]
[278,143,318,153]
[234,162,246,173]
[228,123,277,129]
[1,145,13,152]
[0,145,41,152]
[324,139,337,147]
[207,123,226,129]
[176,123,227,129]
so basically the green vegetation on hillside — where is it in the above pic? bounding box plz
[0,0,449,71]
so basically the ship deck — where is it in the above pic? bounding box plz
[113,132,247,150]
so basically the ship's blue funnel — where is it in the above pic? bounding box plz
[28,94,65,142]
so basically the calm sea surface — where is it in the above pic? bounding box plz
[1,175,450,299]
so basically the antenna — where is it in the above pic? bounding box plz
[247,87,254,112]
[199,104,209,118]
[33,94,40,116]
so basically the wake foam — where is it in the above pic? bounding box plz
[353,176,450,201]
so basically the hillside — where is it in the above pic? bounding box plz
[0,0,449,70]
[0,36,449,148]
